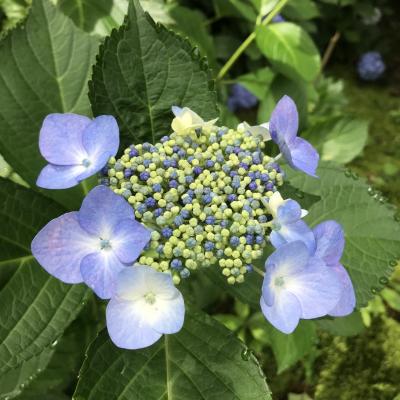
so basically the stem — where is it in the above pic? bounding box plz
[272,153,282,162]
[253,266,265,277]
[315,31,341,82]
[216,0,290,81]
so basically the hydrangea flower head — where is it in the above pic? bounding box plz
[260,241,342,333]
[227,84,258,112]
[31,185,151,299]
[171,106,218,136]
[269,95,319,177]
[357,51,385,81]
[267,191,315,252]
[106,265,185,349]
[37,113,119,189]
[312,220,356,316]
[103,111,284,285]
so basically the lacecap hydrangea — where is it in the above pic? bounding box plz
[31,95,356,349]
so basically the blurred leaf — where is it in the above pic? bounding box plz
[268,320,316,373]
[0,179,90,377]
[234,300,250,319]
[258,74,308,128]
[75,309,271,399]
[90,0,218,146]
[236,67,275,100]
[283,0,320,20]
[250,0,279,16]
[286,162,400,306]
[214,314,243,331]
[256,22,321,82]
[228,0,257,22]
[169,5,216,66]
[0,0,98,209]
[305,117,369,164]
[381,288,400,311]
[316,311,365,336]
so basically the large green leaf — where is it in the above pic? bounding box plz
[0,179,89,376]
[304,117,369,164]
[74,309,271,400]
[286,163,400,306]
[0,0,98,208]
[89,0,218,146]
[255,22,321,82]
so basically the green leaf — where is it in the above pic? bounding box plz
[283,0,320,20]
[0,0,98,209]
[305,117,369,164]
[169,5,216,66]
[236,67,275,100]
[286,163,400,306]
[255,22,321,82]
[89,0,218,146]
[57,0,129,36]
[267,320,316,373]
[0,178,89,375]
[381,288,400,311]
[316,312,365,337]
[257,74,308,128]
[75,309,271,399]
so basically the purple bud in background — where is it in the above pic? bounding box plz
[357,51,385,81]
[227,84,258,112]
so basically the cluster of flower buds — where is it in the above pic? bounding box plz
[102,114,283,285]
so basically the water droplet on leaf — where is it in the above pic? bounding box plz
[370,286,379,294]
[344,169,352,177]
[389,259,398,267]
[241,348,251,361]
[379,276,389,285]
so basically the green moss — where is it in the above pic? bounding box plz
[315,317,400,400]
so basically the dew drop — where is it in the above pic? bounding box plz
[370,286,379,294]
[394,213,400,222]
[389,259,398,267]
[344,169,352,177]
[120,365,127,375]
[241,348,251,361]
[51,339,58,348]
[379,276,389,285]
[351,172,359,180]
[367,187,375,196]
[379,197,387,204]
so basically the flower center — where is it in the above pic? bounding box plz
[99,239,112,250]
[274,276,285,287]
[144,292,156,305]
[82,158,91,168]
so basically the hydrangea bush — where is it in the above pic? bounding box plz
[0,0,399,398]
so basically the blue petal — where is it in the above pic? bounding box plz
[39,113,91,165]
[36,164,86,189]
[31,212,97,284]
[81,115,119,165]
[269,95,299,144]
[313,220,345,266]
[78,185,134,237]
[328,264,356,317]
[287,137,319,177]
[260,290,301,334]
[265,241,310,275]
[286,257,343,319]
[80,251,126,299]
[106,299,162,349]
[112,219,151,264]
[270,220,316,253]
[276,199,302,225]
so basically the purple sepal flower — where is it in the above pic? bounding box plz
[37,113,119,189]
[260,241,342,334]
[312,220,356,317]
[31,186,151,299]
[106,265,185,349]
[269,96,319,177]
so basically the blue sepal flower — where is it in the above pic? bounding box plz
[227,84,258,112]
[267,192,315,252]
[269,96,319,177]
[31,185,151,299]
[106,265,185,349]
[260,241,342,334]
[357,51,385,81]
[37,113,119,189]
